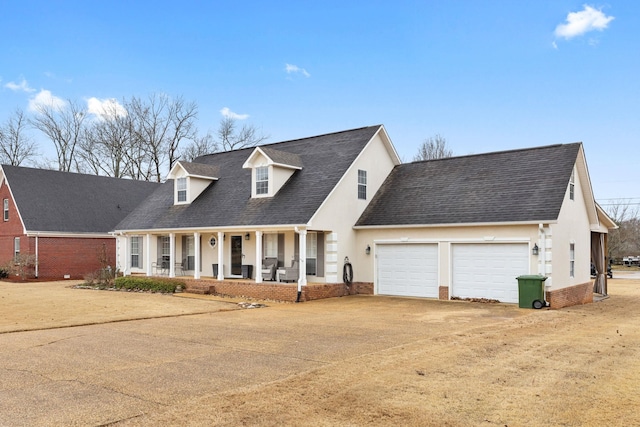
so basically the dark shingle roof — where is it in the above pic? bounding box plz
[356,143,581,226]
[180,162,220,178]
[2,165,161,233]
[260,147,303,169]
[116,125,382,231]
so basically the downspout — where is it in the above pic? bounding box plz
[539,224,547,303]
[538,224,546,275]
[35,233,39,278]
[294,226,302,303]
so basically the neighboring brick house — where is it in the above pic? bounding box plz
[0,165,159,280]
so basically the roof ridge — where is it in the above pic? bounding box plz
[197,125,382,159]
[408,142,582,165]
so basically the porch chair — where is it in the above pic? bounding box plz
[280,259,299,283]
[261,257,278,281]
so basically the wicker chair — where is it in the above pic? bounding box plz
[280,259,299,283]
[261,257,278,281]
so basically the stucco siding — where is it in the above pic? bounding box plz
[550,164,592,292]
[311,132,397,283]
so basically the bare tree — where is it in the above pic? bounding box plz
[127,94,198,181]
[78,101,132,177]
[30,100,86,172]
[178,132,220,162]
[0,108,38,166]
[217,116,268,151]
[414,134,453,161]
[604,200,640,261]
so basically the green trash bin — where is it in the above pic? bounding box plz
[516,275,547,309]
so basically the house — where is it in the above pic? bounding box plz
[114,125,616,308]
[0,165,160,280]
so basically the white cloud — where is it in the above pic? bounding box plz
[285,63,310,78]
[28,89,66,112]
[555,5,614,40]
[5,77,35,93]
[220,107,249,120]
[87,97,127,120]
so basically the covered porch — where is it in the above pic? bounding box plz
[121,228,339,289]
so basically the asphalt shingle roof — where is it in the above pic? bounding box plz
[180,162,220,178]
[260,147,303,169]
[356,143,581,226]
[116,125,382,231]
[2,165,161,233]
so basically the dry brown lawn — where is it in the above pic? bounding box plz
[118,280,640,426]
[1,279,639,426]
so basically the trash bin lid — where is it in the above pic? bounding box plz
[516,274,548,281]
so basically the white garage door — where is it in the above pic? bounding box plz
[376,244,438,298]
[452,243,529,303]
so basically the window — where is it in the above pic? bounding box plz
[256,166,269,195]
[177,177,187,202]
[264,233,278,258]
[3,199,8,221]
[306,232,317,275]
[358,170,367,200]
[131,236,141,268]
[14,237,20,263]
[569,169,575,201]
[160,236,170,263]
[569,243,575,278]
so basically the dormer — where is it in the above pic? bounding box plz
[242,147,303,198]
[166,161,219,205]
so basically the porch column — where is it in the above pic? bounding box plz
[217,231,224,280]
[298,229,307,287]
[124,235,131,276]
[255,231,263,284]
[169,233,176,278]
[145,233,152,276]
[194,231,201,280]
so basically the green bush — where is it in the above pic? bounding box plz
[114,276,184,293]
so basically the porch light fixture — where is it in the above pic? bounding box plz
[366,244,371,255]
[245,233,250,241]
[532,244,539,256]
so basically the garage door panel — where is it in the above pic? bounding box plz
[377,244,438,298]
[452,243,528,303]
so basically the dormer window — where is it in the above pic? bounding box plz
[167,161,219,206]
[177,177,187,202]
[256,166,269,195]
[243,146,303,198]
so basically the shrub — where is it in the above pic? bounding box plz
[114,276,183,293]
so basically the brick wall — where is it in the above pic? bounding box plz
[0,181,27,267]
[439,286,449,300]
[546,281,593,309]
[30,237,115,280]
[181,278,375,302]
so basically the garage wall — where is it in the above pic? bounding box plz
[355,224,539,300]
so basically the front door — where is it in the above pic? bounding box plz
[231,235,243,276]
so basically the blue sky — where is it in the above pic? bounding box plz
[1,1,638,205]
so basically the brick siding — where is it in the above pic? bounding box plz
[546,281,593,309]
[439,286,449,300]
[181,278,375,302]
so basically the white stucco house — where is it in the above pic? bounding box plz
[114,125,615,308]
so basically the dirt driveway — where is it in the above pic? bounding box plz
[1,280,639,426]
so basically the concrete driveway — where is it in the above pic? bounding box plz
[1,279,639,426]
[0,280,527,426]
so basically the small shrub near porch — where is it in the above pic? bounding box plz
[79,276,184,293]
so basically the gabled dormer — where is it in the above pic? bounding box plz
[242,147,303,198]
[166,161,219,205]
